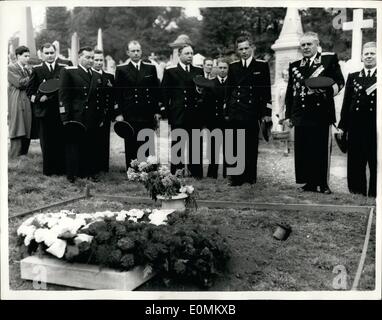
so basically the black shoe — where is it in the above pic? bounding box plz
[298,184,317,192]
[319,186,332,194]
[67,176,76,183]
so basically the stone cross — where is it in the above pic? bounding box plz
[343,9,373,62]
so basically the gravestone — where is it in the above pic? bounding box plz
[70,32,79,66]
[271,8,303,136]
[96,28,103,51]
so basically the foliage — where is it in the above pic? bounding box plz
[17,210,230,288]
[35,7,71,55]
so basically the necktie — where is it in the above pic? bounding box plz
[186,65,190,72]
[243,60,247,68]
[87,68,92,79]
[135,63,139,71]
[367,70,371,78]
[221,79,225,85]
[49,64,54,73]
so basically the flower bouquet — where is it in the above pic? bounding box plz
[127,156,197,210]
[17,208,230,288]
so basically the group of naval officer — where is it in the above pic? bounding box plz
[24,32,377,197]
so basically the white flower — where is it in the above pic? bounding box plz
[42,230,59,247]
[46,239,67,258]
[34,228,50,243]
[140,172,148,182]
[146,155,158,165]
[116,212,127,222]
[17,224,36,237]
[74,234,93,245]
[127,209,145,219]
[138,161,149,172]
[148,209,174,226]
[180,185,194,194]
[158,165,171,177]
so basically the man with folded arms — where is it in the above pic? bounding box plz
[284,32,344,194]
[27,43,71,176]
[338,42,377,197]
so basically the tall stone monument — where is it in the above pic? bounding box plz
[70,32,79,66]
[271,8,303,133]
[18,7,37,59]
[96,28,103,51]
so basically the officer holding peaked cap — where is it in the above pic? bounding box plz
[26,43,72,176]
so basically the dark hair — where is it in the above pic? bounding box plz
[40,43,56,52]
[203,57,213,65]
[94,49,103,55]
[15,46,30,57]
[179,44,193,54]
[78,46,93,55]
[235,34,253,48]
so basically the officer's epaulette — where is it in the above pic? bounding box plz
[230,60,240,64]
[142,61,153,65]
[165,65,177,69]
[321,52,335,55]
[33,63,43,68]
[256,59,266,62]
[65,66,78,69]
[58,63,68,66]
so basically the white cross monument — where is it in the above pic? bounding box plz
[343,9,373,69]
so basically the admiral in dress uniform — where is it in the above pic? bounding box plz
[338,42,377,197]
[285,32,345,194]
[59,47,105,182]
[203,58,231,178]
[161,44,204,177]
[115,41,161,170]
[225,35,272,186]
[93,49,115,173]
[26,43,72,176]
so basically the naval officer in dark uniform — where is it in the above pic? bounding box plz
[203,58,231,178]
[161,44,204,177]
[114,40,161,170]
[285,32,345,194]
[59,46,106,182]
[338,42,377,197]
[225,35,272,186]
[26,43,71,176]
[93,49,115,173]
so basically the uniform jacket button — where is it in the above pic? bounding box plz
[302,105,305,108]
[356,107,359,111]
[237,99,240,102]
[371,101,374,103]
[370,108,373,111]
[357,100,360,103]
[317,103,320,106]
[249,100,252,103]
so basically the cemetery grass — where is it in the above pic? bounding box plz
[7,134,376,291]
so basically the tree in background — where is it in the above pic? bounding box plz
[35,7,71,54]
[34,7,376,63]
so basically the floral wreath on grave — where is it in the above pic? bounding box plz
[17,208,230,288]
[127,156,197,209]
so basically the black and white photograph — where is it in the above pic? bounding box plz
[0,0,380,301]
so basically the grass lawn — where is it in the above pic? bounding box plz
[6,127,376,291]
